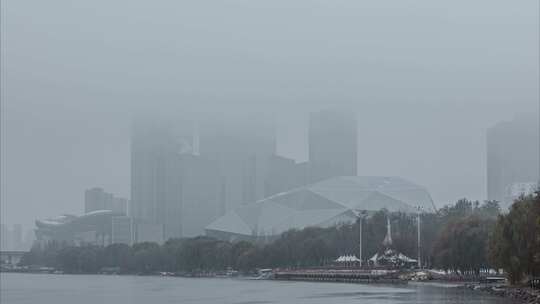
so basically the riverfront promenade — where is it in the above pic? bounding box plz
[273,268,405,284]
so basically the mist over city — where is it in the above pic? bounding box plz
[1,1,539,303]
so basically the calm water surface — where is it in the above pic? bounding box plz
[1,273,517,304]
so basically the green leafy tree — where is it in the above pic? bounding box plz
[103,243,132,272]
[434,215,494,274]
[488,194,540,284]
[131,242,162,273]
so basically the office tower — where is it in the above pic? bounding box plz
[308,109,358,183]
[110,197,128,215]
[130,117,194,241]
[487,114,539,208]
[199,115,276,212]
[85,187,110,212]
[85,187,128,215]
[178,154,222,237]
[264,155,308,197]
[131,116,223,240]
[133,220,164,244]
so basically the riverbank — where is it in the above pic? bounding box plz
[460,283,540,303]
[4,267,537,303]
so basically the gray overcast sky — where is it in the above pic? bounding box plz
[1,0,538,229]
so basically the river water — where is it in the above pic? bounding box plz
[1,273,517,304]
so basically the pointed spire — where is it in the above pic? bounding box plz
[382,215,393,247]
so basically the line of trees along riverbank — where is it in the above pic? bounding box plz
[20,194,540,284]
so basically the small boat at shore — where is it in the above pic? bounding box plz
[251,269,273,280]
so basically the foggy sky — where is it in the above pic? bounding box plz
[1,0,539,229]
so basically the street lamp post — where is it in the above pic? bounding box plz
[359,215,363,267]
[354,210,367,268]
[416,206,423,269]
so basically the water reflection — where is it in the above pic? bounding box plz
[1,273,517,304]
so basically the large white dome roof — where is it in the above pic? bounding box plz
[206,176,435,239]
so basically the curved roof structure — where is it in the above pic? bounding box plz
[36,210,120,229]
[35,210,124,241]
[206,176,435,239]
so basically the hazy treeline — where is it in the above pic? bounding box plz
[20,210,419,274]
[431,199,500,274]
[488,194,540,284]
[430,193,540,284]
[20,194,540,284]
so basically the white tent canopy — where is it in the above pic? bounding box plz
[369,249,417,266]
[335,255,361,263]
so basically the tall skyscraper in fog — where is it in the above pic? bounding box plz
[199,114,276,211]
[264,155,308,197]
[131,117,194,240]
[308,109,357,183]
[487,114,539,208]
[85,187,128,215]
[177,154,222,237]
[131,116,222,240]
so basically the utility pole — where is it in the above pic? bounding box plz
[417,208,422,269]
[359,215,363,267]
[355,210,367,268]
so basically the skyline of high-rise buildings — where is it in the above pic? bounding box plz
[25,108,540,246]
[127,109,359,243]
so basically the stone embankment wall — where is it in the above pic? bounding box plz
[462,284,540,303]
